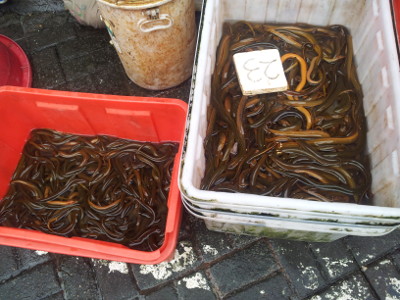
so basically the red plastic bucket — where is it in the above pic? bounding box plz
[0,35,32,87]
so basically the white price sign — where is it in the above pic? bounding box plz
[233,49,288,96]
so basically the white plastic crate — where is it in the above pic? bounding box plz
[179,0,400,229]
[182,198,397,241]
[183,195,400,226]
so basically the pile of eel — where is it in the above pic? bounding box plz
[201,22,371,204]
[0,129,178,251]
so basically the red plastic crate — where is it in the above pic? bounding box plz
[393,0,400,44]
[0,86,187,264]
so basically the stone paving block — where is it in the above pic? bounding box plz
[131,240,201,290]
[310,239,358,282]
[308,272,377,300]
[21,11,70,34]
[364,258,400,300]
[176,271,216,299]
[27,25,76,51]
[31,47,66,88]
[57,33,110,61]
[0,246,19,282]
[90,63,131,96]
[31,46,59,67]
[227,273,295,300]
[270,239,326,298]
[56,256,101,300]
[61,54,98,82]
[191,220,260,263]
[193,218,236,263]
[91,259,139,300]
[192,217,261,264]
[0,26,23,42]
[92,46,122,68]
[66,75,97,94]
[391,250,400,271]
[15,248,51,269]
[0,262,60,299]
[0,1,15,15]
[41,291,65,300]
[0,13,24,40]
[6,0,65,14]
[345,229,400,266]
[60,46,122,84]
[0,13,21,28]
[145,284,178,300]
[209,239,279,297]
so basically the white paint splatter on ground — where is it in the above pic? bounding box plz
[386,277,400,300]
[139,241,196,280]
[310,277,370,300]
[203,245,218,256]
[277,246,289,255]
[108,261,129,274]
[321,257,352,278]
[298,263,319,290]
[91,259,129,274]
[177,272,210,290]
[379,259,391,265]
[335,281,369,300]
[313,247,321,254]
[92,259,108,267]
[361,254,375,264]
[35,250,48,256]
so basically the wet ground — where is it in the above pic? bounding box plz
[1,1,400,299]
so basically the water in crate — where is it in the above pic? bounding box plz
[0,129,178,252]
[201,21,371,204]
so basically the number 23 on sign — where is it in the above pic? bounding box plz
[233,49,288,96]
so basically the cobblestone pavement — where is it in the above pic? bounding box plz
[1,2,400,299]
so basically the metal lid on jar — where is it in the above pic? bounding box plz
[96,0,173,9]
